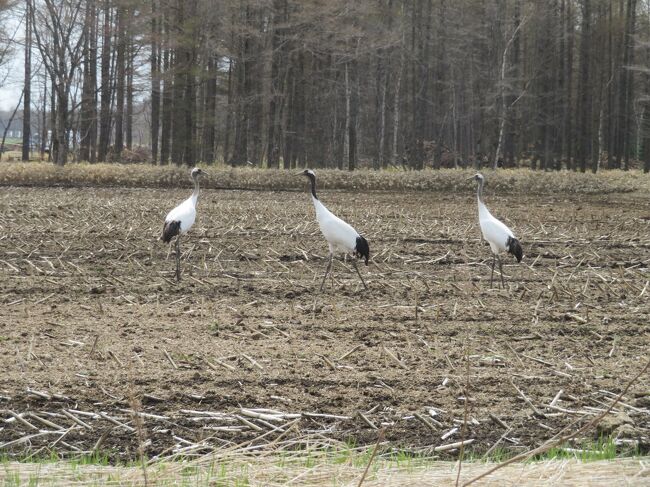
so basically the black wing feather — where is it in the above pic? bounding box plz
[162,220,181,243]
[355,236,370,265]
[506,236,523,263]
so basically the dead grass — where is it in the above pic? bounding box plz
[1,454,647,486]
[0,162,648,194]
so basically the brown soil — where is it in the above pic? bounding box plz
[1,186,649,462]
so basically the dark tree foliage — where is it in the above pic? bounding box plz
[11,0,650,170]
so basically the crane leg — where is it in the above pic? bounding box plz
[352,259,368,290]
[490,254,496,288]
[498,256,505,288]
[320,253,334,292]
[175,236,181,282]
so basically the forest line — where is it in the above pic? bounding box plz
[1,0,649,173]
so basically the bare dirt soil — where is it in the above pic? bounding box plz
[1,185,649,462]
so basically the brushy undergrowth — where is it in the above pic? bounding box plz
[1,162,649,194]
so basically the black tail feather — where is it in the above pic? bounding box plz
[162,220,181,243]
[507,236,523,263]
[355,235,370,265]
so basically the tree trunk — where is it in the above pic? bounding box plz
[0,91,24,162]
[80,0,96,162]
[202,56,217,163]
[183,47,196,166]
[577,0,591,172]
[170,1,186,165]
[494,13,523,170]
[266,0,285,169]
[230,6,252,167]
[150,0,160,162]
[22,0,31,161]
[55,81,68,166]
[343,62,350,166]
[348,58,359,171]
[114,4,126,159]
[622,0,637,170]
[160,14,172,165]
[40,78,47,158]
[126,36,133,150]
[266,30,280,168]
[393,41,404,166]
[378,76,386,170]
[98,0,112,161]
[223,58,233,164]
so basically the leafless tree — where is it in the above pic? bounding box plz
[30,0,85,165]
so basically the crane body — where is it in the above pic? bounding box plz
[162,167,206,281]
[298,169,369,291]
[470,173,522,287]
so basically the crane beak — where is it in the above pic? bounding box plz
[294,171,305,176]
[466,175,475,181]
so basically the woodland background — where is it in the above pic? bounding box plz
[0,0,649,173]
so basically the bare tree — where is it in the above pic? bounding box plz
[30,0,85,166]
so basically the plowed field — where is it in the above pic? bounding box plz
[1,185,649,461]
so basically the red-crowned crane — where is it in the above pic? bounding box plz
[161,167,206,281]
[469,172,523,287]
[298,169,369,291]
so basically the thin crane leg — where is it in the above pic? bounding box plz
[175,236,181,282]
[490,254,496,288]
[352,259,368,290]
[320,253,334,292]
[498,256,505,288]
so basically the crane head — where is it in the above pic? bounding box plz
[296,169,317,198]
[467,172,484,182]
[191,167,207,179]
[295,169,316,179]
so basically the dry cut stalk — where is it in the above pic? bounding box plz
[4,410,38,430]
[338,344,362,361]
[357,429,385,487]
[510,379,545,417]
[463,358,650,486]
[162,349,178,369]
[434,439,475,452]
[61,409,93,430]
[357,411,378,430]
[414,412,439,431]
[241,353,264,370]
[205,357,236,372]
[99,412,135,432]
[382,346,408,369]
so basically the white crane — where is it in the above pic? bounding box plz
[161,167,206,281]
[298,169,370,291]
[469,172,523,287]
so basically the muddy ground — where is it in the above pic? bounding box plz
[1,185,649,461]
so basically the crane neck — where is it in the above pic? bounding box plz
[476,178,491,218]
[307,173,318,200]
[191,176,200,205]
[476,178,485,205]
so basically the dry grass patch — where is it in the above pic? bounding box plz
[0,162,648,194]
[1,455,648,486]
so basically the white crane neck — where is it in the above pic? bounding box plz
[311,193,323,209]
[191,177,200,205]
[476,179,490,217]
[476,178,485,203]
